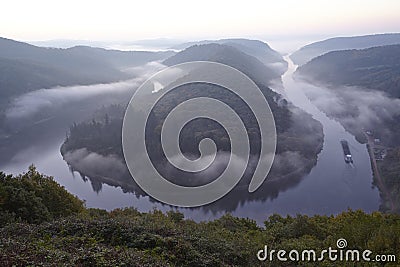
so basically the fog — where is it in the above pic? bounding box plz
[63,148,127,180]
[121,61,166,77]
[299,79,400,143]
[0,51,383,222]
[0,61,168,167]
[265,62,288,76]
[5,62,166,120]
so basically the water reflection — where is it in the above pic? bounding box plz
[68,157,313,214]
[0,56,380,225]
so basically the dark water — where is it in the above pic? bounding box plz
[0,57,380,224]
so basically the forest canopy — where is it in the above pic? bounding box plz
[0,168,399,266]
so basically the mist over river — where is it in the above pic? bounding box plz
[0,56,380,224]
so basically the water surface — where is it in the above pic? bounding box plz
[0,57,380,224]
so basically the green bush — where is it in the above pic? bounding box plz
[0,165,85,225]
[0,169,399,266]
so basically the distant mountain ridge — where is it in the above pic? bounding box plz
[0,37,174,100]
[164,43,281,85]
[31,38,183,50]
[296,44,400,98]
[291,33,400,65]
[171,38,287,73]
[295,44,400,146]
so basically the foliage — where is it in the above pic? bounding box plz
[297,44,400,99]
[164,43,282,84]
[0,169,399,266]
[378,147,400,213]
[60,45,324,188]
[0,166,85,225]
[0,208,399,266]
[61,87,322,189]
[171,38,286,66]
[61,104,125,157]
[291,33,400,66]
[297,44,400,214]
[0,36,173,100]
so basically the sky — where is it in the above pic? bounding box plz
[1,0,400,43]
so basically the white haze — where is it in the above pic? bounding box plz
[299,78,400,140]
[5,62,167,120]
[63,148,126,179]
[265,62,288,75]
[121,61,166,77]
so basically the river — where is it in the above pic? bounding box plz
[0,56,380,224]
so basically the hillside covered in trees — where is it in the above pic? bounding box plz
[296,44,400,98]
[60,43,323,205]
[378,147,400,213]
[0,168,399,266]
[295,44,400,214]
[170,38,288,74]
[291,33,400,65]
[0,37,174,100]
[164,43,282,85]
[0,36,175,139]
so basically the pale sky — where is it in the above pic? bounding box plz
[1,0,400,42]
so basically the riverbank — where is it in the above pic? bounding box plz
[364,132,395,212]
[1,168,399,266]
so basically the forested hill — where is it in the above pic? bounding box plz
[296,44,400,98]
[0,37,174,99]
[295,44,400,213]
[61,43,323,199]
[291,33,400,65]
[164,43,282,85]
[171,38,286,66]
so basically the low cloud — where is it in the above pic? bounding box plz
[305,85,400,123]
[121,61,166,77]
[266,62,288,75]
[270,151,307,176]
[63,148,127,179]
[299,78,400,143]
[6,62,167,120]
